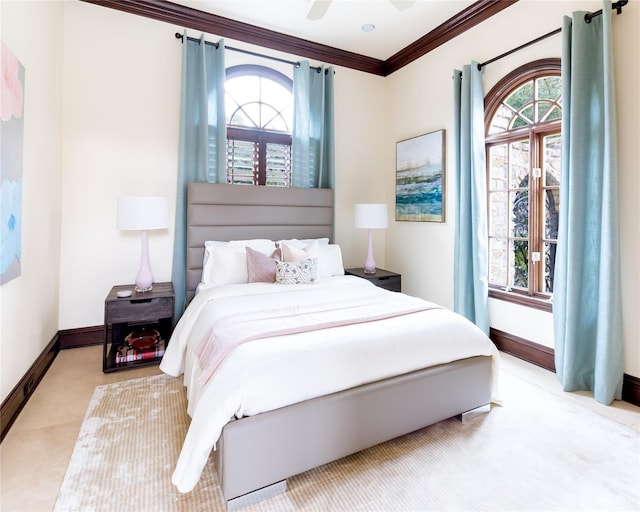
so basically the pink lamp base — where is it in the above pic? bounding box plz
[135,230,154,292]
[363,229,377,274]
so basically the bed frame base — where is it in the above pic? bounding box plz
[222,404,489,511]
[214,356,492,508]
[459,403,491,422]
[227,480,287,512]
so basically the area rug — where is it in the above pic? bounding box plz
[54,363,639,511]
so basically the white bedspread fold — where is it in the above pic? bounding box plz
[160,276,500,494]
[195,290,436,386]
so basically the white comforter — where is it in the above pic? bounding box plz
[160,276,500,493]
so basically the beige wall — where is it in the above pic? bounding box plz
[58,2,181,332]
[1,0,638,403]
[56,1,387,334]
[384,0,639,377]
[0,1,64,402]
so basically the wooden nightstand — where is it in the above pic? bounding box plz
[344,268,402,292]
[103,282,174,373]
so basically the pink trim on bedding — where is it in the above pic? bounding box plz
[195,293,438,385]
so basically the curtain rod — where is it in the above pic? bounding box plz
[174,33,325,73]
[478,0,627,70]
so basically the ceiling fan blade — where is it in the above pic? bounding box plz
[389,0,415,11]
[306,0,332,20]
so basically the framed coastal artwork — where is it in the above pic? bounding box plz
[395,129,445,222]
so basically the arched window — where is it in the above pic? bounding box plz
[225,65,293,186]
[485,59,561,311]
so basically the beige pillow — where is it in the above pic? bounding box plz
[280,239,319,262]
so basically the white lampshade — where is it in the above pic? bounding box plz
[354,203,389,229]
[117,196,169,231]
[116,196,169,292]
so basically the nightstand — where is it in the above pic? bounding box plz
[344,268,402,292]
[103,282,174,372]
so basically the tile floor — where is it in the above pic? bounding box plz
[0,346,638,512]
[1,346,161,512]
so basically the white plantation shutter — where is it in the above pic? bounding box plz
[225,130,292,186]
[226,139,257,185]
[265,143,291,187]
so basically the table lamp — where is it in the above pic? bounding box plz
[354,203,388,274]
[117,196,169,292]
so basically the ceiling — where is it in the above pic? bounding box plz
[175,0,478,61]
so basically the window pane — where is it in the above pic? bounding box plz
[543,241,557,293]
[536,100,554,122]
[261,103,288,132]
[227,140,257,185]
[543,134,561,187]
[489,104,513,134]
[241,102,261,128]
[510,190,529,238]
[261,79,293,123]
[264,116,288,132]
[538,101,562,122]
[228,106,254,128]
[506,82,533,111]
[489,145,508,190]
[510,115,529,129]
[544,106,562,122]
[511,240,528,289]
[544,188,560,240]
[520,104,534,124]
[226,76,259,110]
[536,76,561,101]
[510,140,529,187]
[543,133,561,240]
[489,191,508,237]
[489,238,508,286]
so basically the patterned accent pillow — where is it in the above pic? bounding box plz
[275,258,318,285]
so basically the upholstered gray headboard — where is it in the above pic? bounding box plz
[186,183,334,302]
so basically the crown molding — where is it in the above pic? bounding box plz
[383,0,519,75]
[80,0,518,76]
[80,0,386,75]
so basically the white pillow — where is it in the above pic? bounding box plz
[204,239,274,248]
[277,238,329,248]
[280,240,319,262]
[201,239,276,286]
[317,244,344,279]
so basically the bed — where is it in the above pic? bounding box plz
[160,183,499,510]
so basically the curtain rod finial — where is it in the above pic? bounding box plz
[175,32,183,40]
[614,0,628,15]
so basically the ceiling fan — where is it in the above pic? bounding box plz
[306,0,415,21]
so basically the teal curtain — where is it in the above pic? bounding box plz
[172,33,226,319]
[452,63,489,335]
[554,2,623,404]
[292,62,335,188]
